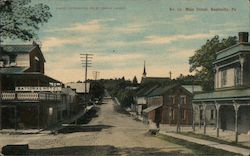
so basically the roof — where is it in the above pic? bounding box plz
[141,77,170,84]
[65,82,90,93]
[0,67,28,74]
[182,85,203,93]
[136,84,159,97]
[143,104,162,113]
[215,42,250,63]
[0,44,46,62]
[148,83,193,97]
[1,73,61,83]
[193,88,250,102]
[0,45,36,53]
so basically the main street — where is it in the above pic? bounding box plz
[0,98,194,155]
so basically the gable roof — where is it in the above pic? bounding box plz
[0,44,46,62]
[148,83,192,97]
[136,84,159,97]
[141,77,170,84]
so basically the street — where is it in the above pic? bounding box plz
[0,98,194,156]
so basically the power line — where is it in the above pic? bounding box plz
[80,53,93,105]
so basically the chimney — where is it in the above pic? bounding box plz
[238,32,249,43]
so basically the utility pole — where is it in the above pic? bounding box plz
[80,54,93,107]
[92,71,100,80]
[169,71,172,80]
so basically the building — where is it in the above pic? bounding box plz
[192,32,250,143]
[143,84,193,127]
[133,84,159,116]
[65,82,90,106]
[0,43,63,129]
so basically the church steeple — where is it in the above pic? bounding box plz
[142,60,147,78]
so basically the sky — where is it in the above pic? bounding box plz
[4,0,250,83]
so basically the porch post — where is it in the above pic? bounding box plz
[0,107,2,130]
[14,105,17,130]
[240,57,244,86]
[192,104,195,132]
[202,103,207,135]
[37,105,40,130]
[168,106,171,126]
[215,103,221,137]
[199,105,202,129]
[176,103,180,133]
[233,102,240,143]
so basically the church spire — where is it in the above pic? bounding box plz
[143,60,146,78]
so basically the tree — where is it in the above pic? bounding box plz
[189,35,237,91]
[89,81,105,101]
[132,76,138,85]
[0,0,52,42]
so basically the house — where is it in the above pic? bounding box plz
[65,82,90,106]
[192,32,250,143]
[143,83,193,126]
[133,84,159,116]
[0,43,63,129]
[60,87,79,121]
[0,42,45,74]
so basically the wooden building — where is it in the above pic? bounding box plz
[192,32,250,143]
[143,84,193,126]
[0,43,63,129]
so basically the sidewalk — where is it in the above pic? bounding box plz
[160,124,250,148]
[160,131,250,156]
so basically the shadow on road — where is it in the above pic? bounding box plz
[57,124,113,134]
[27,145,192,156]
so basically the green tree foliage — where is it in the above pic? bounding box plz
[0,0,52,41]
[89,81,105,101]
[132,76,138,85]
[189,35,237,91]
[102,78,135,108]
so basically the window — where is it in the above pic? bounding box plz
[169,96,175,105]
[235,67,241,86]
[169,108,174,120]
[210,110,214,120]
[221,70,227,87]
[180,96,186,105]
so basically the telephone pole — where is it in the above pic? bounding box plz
[80,53,93,105]
[92,71,100,80]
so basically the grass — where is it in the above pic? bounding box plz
[157,134,238,156]
[180,131,250,150]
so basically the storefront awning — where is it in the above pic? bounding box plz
[143,104,162,113]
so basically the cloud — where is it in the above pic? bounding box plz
[45,19,110,33]
[95,53,143,63]
[176,15,197,22]
[41,37,90,51]
[143,33,213,45]
[114,23,145,34]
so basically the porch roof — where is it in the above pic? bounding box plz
[143,104,162,113]
[193,88,250,102]
[1,72,62,84]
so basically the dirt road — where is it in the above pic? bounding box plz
[0,98,194,155]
